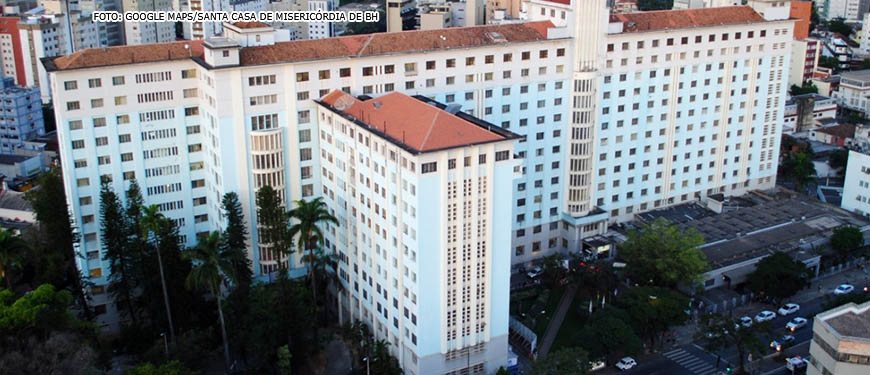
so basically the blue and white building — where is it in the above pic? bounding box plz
[0,77,44,154]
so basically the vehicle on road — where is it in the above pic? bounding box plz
[770,335,795,351]
[755,310,777,322]
[615,357,637,371]
[526,266,543,279]
[778,303,800,316]
[739,316,753,328]
[786,356,809,372]
[786,317,808,332]
[590,360,606,372]
[834,284,855,295]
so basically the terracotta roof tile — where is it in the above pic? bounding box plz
[540,0,571,5]
[610,6,765,33]
[816,124,856,139]
[47,40,204,71]
[240,21,554,65]
[231,21,270,29]
[319,91,507,153]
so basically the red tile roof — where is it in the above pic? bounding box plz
[319,91,508,153]
[231,21,270,29]
[239,21,554,65]
[540,0,571,5]
[816,124,856,139]
[46,40,205,71]
[610,6,766,33]
[45,21,554,71]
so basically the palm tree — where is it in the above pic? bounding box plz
[140,204,176,343]
[184,231,239,370]
[781,152,817,193]
[0,227,27,289]
[288,197,338,309]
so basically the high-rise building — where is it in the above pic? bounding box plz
[0,16,25,85]
[0,76,44,153]
[122,0,176,45]
[808,300,870,375]
[306,0,335,38]
[317,90,519,375]
[182,0,268,40]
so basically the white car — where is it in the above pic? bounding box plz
[590,360,606,371]
[739,316,753,328]
[786,356,809,371]
[615,357,637,371]
[786,317,808,332]
[778,303,800,316]
[834,284,855,295]
[526,267,543,279]
[755,310,777,323]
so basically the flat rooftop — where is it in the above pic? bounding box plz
[610,6,766,33]
[317,91,520,154]
[841,69,870,81]
[819,301,870,340]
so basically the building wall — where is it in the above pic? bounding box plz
[791,1,812,39]
[0,84,44,153]
[0,17,25,86]
[842,150,870,217]
[790,38,820,87]
[122,0,176,45]
[808,302,870,375]
[307,0,335,38]
[486,0,522,20]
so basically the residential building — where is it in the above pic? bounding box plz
[526,0,571,28]
[267,0,308,40]
[18,4,108,102]
[792,1,812,40]
[808,301,870,375]
[842,126,870,216]
[486,0,522,21]
[387,0,415,32]
[790,38,821,87]
[307,0,336,38]
[613,0,638,13]
[122,0,175,45]
[672,0,737,9]
[0,16,25,85]
[783,93,838,134]
[834,69,870,115]
[814,0,869,20]
[183,0,268,40]
[822,36,855,70]
[861,12,870,55]
[0,77,44,153]
[810,123,856,145]
[317,90,519,375]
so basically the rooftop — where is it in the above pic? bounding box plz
[0,154,32,164]
[44,41,205,71]
[636,203,714,224]
[815,123,856,139]
[0,189,32,211]
[840,69,870,81]
[819,301,870,340]
[230,21,271,29]
[610,6,766,33]
[317,91,518,153]
[44,21,555,71]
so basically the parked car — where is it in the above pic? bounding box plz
[755,310,777,323]
[834,284,855,295]
[786,356,809,372]
[786,317,808,332]
[615,357,637,371]
[770,335,795,351]
[778,303,800,316]
[739,316,753,328]
[590,360,606,372]
[526,267,543,279]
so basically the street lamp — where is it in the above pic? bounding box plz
[363,356,370,375]
[160,332,169,358]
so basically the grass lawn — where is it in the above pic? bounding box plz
[531,285,566,337]
[550,290,589,352]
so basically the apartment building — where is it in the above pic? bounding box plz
[183,0,268,40]
[835,69,870,115]
[317,90,519,375]
[790,38,821,87]
[842,130,870,217]
[122,0,176,45]
[815,0,870,20]
[307,0,336,39]
[808,301,870,375]
[0,16,24,85]
[0,76,43,153]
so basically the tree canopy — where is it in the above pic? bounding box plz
[780,152,817,192]
[637,0,673,11]
[789,82,819,96]
[696,313,772,374]
[531,347,591,375]
[613,286,689,349]
[577,309,642,363]
[827,17,852,36]
[619,218,709,288]
[746,252,811,303]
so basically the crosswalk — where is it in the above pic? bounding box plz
[663,348,720,375]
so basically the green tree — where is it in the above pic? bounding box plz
[636,0,673,10]
[126,360,200,375]
[256,186,291,271]
[827,17,852,36]
[288,197,338,310]
[614,286,689,349]
[746,252,811,304]
[830,226,864,260]
[277,345,292,375]
[828,149,849,174]
[221,192,252,288]
[0,284,81,337]
[0,227,27,289]
[539,254,568,288]
[141,204,176,343]
[184,231,240,370]
[696,314,772,375]
[822,292,870,310]
[789,82,819,96]
[24,169,91,320]
[0,332,100,375]
[100,182,140,328]
[531,347,591,375]
[780,152,817,192]
[619,218,709,288]
[577,309,642,363]
[496,366,511,375]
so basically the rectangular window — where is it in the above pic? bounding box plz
[64,81,77,90]
[88,78,101,88]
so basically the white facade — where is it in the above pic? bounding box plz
[835,70,870,115]
[307,0,335,39]
[815,0,868,20]
[183,0,268,40]
[808,301,870,375]
[316,91,518,375]
[673,0,738,9]
[843,150,870,217]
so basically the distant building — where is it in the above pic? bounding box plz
[842,127,870,216]
[525,0,571,27]
[486,0,522,20]
[814,0,870,20]
[0,77,44,154]
[790,38,822,87]
[672,0,737,9]
[811,123,856,146]
[612,0,637,13]
[784,94,838,134]
[0,153,42,179]
[0,16,25,85]
[183,0,268,40]
[808,301,870,375]
[821,36,854,70]
[122,0,175,45]
[835,70,870,115]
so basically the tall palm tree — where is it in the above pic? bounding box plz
[0,227,27,289]
[288,197,338,308]
[184,231,239,370]
[140,204,176,343]
[781,151,817,193]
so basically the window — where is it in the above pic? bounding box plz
[67,101,80,110]
[64,81,77,90]
[91,98,103,108]
[182,69,196,78]
[114,96,127,105]
[340,68,351,77]
[296,72,309,82]
[88,78,101,88]
[112,76,125,85]
[421,162,437,173]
